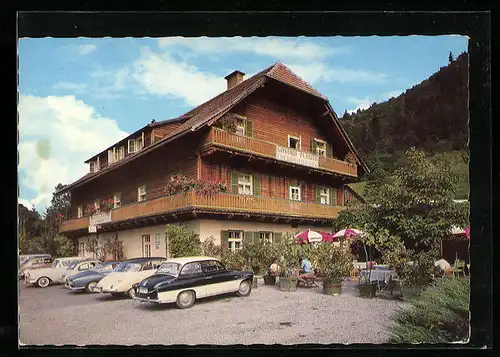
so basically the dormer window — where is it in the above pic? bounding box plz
[108,146,126,164]
[128,139,136,154]
[128,134,145,154]
[89,157,100,173]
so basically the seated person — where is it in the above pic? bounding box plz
[269,259,280,276]
[434,257,451,274]
[297,256,314,280]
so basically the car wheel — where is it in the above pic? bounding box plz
[127,288,136,299]
[86,281,97,293]
[176,290,196,309]
[37,277,50,288]
[236,280,252,297]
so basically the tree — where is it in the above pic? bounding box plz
[448,51,454,64]
[165,224,202,258]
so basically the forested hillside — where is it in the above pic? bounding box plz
[341,52,468,174]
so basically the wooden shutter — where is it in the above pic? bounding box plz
[315,186,321,204]
[245,120,253,137]
[273,232,282,244]
[326,143,333,158]
[253,175,261,196]
[230,172,239,194]
[221,231,229,249]
[243,231,254,243]
[311,139,317,154]
[330,188,337,206]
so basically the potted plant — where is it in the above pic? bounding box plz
[312,243,352,295]
[358,276,377,297]
[397,251,435,300]
[101,198,114,212]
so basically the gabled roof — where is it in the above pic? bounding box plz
[57,62,368,195]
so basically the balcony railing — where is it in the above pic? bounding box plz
[204,127,358,177]
[59,191,343,233]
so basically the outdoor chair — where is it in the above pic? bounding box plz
[350,268,360,282]
[451,260,466,278]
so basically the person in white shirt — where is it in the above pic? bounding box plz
[435,257,451,273]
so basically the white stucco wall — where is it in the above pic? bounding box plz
[77,219,334,259]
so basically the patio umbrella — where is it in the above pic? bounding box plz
[332,228,363,239]
[295,230,334,244]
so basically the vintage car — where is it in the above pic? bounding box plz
[24,256,94,288]
[132,256,254,309]
[65,261,120,293]
[61,260,101,283]
[19,254,52,279]
[94,257,166,298]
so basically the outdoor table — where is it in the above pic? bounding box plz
[359,269,395,282]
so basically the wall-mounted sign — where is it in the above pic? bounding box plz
[90,211,112,226]
[155,233,161,251]
[88,225,97,233]
[276,146,319,169]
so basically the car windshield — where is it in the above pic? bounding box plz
[95,262,114,271]
[20,256,31,265]
[51,259,60,268]
[156,262,181,276]
[114,262,141,272]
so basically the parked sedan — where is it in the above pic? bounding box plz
[94,257,166,298]
[61,260,101,283]
[24,257,93,288]
[132,256,254,309]
[65,261,120,293]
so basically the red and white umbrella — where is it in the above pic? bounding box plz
[333,228,363,239]
[451,226,470,239]
[295,230,334,244]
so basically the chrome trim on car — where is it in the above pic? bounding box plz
[133,296,162,304]
[102,288,118,293]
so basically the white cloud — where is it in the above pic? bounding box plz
[131,47,226,106]
[286,62,388,84]
[18,95,129,212]
[383,89,404,99]
[158,37,351,62]
[77,44,97,56]
[346,96,373,114]
[53,82,87,94]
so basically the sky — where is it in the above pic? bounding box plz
[18,36,468,212]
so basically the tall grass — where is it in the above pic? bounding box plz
[389,277,470,343]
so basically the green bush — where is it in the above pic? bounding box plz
[166,224,202,258]
[389,277,470,343]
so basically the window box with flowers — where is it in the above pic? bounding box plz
[100,198,115,212]
[164,175,228,197]
[85,204,99,216]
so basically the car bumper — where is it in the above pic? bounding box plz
[100,288,119,293]
[133,296,163,304]
[65,283,85,291]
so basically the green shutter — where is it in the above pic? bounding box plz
[311,139,317,154]
[245,120,253,137]
[330,188,337,206]
[231,172,239,194]
[273,232,282,244]
[243,231,254,243]
[221,231,229,249]
[253,175,261,196]
[326,143,333,158]
[315,186,322,204]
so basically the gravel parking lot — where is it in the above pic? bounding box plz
[19,279,407,345]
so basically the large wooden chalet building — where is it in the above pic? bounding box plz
[57,62,368,258]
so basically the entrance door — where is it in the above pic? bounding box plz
[142,235,151,257]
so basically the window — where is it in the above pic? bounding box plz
[314,139,326,157]
[77,205,83,218]
[153,135,162,144]
[142,234,151,257]
[320,187,330,205]
[180,262,203,276]
[238,174,253,195]
[228,231,243,253]
[89,158,100,173]
[114,193,121,209]
[108,149,115,165]
[128,139,136,154]
[289,186,301,201]
[138,186,147,202]
[201,260,226,273]
[117,146,125,160]
[79,242,86,257]
[94,199,101,212]
[288,135,300,150]
[235,119,245,136]
[259,232,273,243]
[78,263,89,271]
[136,137,144,151]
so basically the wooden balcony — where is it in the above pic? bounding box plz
[59,191,343,234]
[204,127,358,177]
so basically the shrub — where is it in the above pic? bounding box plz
[220,249,246,270]
[53,235,77,257]
[389,277,470,343]
[311,243,353,284]
[200,236,223,258]
[166,224,202,258]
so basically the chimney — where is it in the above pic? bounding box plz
[224,70,245,90]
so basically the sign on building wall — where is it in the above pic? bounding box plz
[88,226,97,233]
[155,233,161,251]
[90,211,112,226]
[276,146,319,168]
